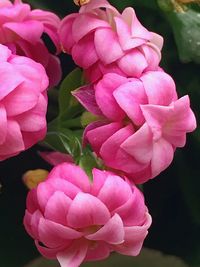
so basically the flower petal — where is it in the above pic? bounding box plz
[67,192,110,228]
[44,191,72,225]
[86,213,124,244]
[57,240,88,267]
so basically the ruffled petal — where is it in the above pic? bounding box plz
[67,192,110,228]
[86,213,124,244]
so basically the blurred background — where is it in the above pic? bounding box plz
[0,0,199,266]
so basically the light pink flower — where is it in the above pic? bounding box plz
[24,162,151,267]
[59,0,163,83]
[0,0,61,86]
[73,71,196,183]
[0,44,48,161]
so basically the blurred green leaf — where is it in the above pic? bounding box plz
[158,4,200,63]
[25,249,189,267]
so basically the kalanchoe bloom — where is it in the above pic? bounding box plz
[73,71,197,184]
[59,0,163,83]
[0,0,61,86]
[24,162,151,267]
[0,44,48,161]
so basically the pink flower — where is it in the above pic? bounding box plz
[59,0,163,83]
[24,162,151,267]
[0,44,48,161]
[74,71,196,183]
[0,0,61,86]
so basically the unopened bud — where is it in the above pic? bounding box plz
[73,0,90,6]
[23,169,49,190]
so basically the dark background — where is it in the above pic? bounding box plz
[0,1,199,266]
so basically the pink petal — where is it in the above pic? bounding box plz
[86,122,123,153]
[85,241,110,261]
[114,16,146,51]
[91,168,111,196]
[151,138,174,177]
[37,178,81,212]
[100,124,147,173]
[57,240,88,267]
[167,96,197,134]
[2,84,39,116]
[84,62,103,83]
[38,218,83,248]
[141,104,174,140]
[122,8,151,41]
[23,210,35,239]
[94,28,124,64]
[0,44,12,62]
[121,124,153,164]
[44,191,72,225]
[47,163,91,193]
[0,104,7,145]
[113,79,147,125]
[26,188,38,213]
[0,120,24,159]
[30,210,43,240]
[72,14,110,43]
[16,93,47,132]
[0,62,23,100]
[113,186,146,226]
[67,192,110,228]
[45,54,61,87]
[39,151,73,166]
[115,212,152,256]
[72,33,98,69]
[72,84,102,116]
[141,71,177,105]
[150,32,164,50]
[95,73,127,121]
[59,14,77,53]
[117,49,148,77]
[141,45,161,71]
[4,20,43,44]
[86,213,124,244]
[36,240,66,259]
[97,174,132,212]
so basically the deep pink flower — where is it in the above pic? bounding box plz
[59,0,163,83]
[0,44,48,161]
[74,71,196,183]
[24,162,151,267]
[0,0,61,86]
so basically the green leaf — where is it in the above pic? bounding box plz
[79,147,103,179]
[41,128,82,159]
[58,68,83,118]
[158,5,200,63]
[25,249,189,267]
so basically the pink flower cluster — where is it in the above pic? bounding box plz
[0,44,48,160]
[60,0,196,184]
[24,163,151,267]
[0,0,62,160]
[59,0,163,83]
[0,0,61,87]
[22,0,197,266]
